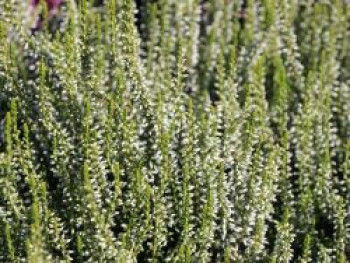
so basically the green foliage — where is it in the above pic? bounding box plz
[0,0,349,262]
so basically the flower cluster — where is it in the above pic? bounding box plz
[0,0,349,262]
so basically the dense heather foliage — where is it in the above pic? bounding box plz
[0,0,349,262]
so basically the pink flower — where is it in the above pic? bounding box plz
[29,0,64,30]
[30,0,63,12]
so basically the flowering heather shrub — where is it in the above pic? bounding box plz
[0,0,349,262]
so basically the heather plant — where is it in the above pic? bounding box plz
[0,0,349,262]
